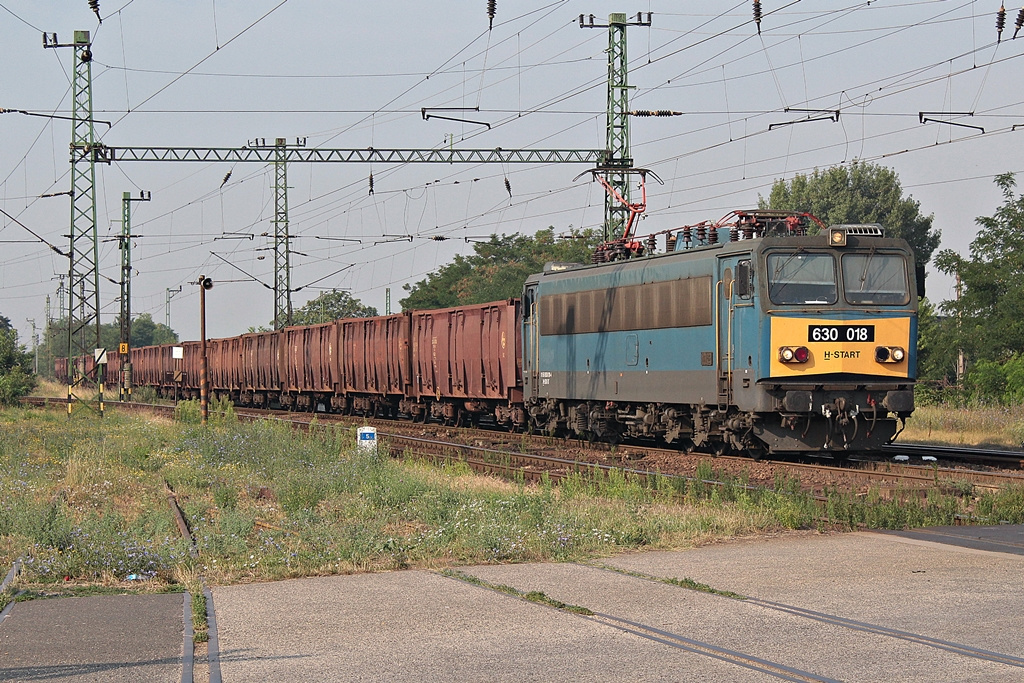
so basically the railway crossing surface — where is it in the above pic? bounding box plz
[1,527,1022,681]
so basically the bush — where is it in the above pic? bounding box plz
[0,366,36,405]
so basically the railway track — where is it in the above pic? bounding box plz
[21,396,1024,497]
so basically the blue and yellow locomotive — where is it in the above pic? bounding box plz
[522,211,918,455]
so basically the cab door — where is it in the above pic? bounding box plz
[717,254,757,408]
[522,283,539,398]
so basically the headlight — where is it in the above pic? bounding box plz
[875,346,905,363]
[779,346,809,363]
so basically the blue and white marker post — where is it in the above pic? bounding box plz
[356,426,377,455]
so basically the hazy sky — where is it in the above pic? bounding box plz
[2,0,1022,345]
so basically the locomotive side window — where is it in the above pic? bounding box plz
[766,253,837,305]
[841,253,910,305]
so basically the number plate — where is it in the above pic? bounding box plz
[807,324,875,343]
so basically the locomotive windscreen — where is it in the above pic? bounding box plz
[841,253,911,305]
[767,252,838,305]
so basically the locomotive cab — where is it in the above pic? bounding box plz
[748,227,918,452]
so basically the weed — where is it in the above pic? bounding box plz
[440,569,594,615]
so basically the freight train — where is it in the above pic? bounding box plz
[56,211,920,456]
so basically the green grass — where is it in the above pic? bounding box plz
[3,403,1024,596]
[439,569,594,615]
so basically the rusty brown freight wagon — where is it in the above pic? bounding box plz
[281,322,338,411]
[408,300,523,425]
[339,314,411,416]
[238,330,283,407]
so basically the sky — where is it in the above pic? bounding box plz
[2,0,1022,347]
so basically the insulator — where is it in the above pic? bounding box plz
[220,171,232,188]
[504,177,512,198]
[88,0,101,22]
[753,0,762,35]
[368,172,374,196]
[997,3,1006,42]
[431,235,447,241]
[487,0,496,30]
[1014,6,1024,38]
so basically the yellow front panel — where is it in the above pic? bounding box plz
[769,316,911,378]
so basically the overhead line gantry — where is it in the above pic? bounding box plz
[50,14,649,417]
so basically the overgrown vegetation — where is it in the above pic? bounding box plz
[1,406,1023,596]
[902,402,1024,448]
[0,315,36,405]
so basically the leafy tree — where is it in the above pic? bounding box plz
[289,290,378,326]
[128,313,178,346]
[0,316,36,404]
[34,315,179,377]
[933,174,1024,374]
[400,227,602,310]
[915,301,962,385]
[759,160,941,264]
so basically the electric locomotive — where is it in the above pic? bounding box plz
[521,211,918,455]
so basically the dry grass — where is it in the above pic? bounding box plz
[903,404,1024,449]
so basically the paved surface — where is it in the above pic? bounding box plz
[2,529,1023,681]
[0,593,185,682]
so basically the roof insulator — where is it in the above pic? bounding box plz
[997,3,1007,42]
[753,0,762,35]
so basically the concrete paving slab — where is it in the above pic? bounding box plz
[212,570,770,682]
[461,558,1016,682]
[882,524,1024,555]
[602,530,1024,662]
[0,593,185,682]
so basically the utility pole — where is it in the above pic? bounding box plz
[165,286,182,329]
[118,190,150,401]
[580,12,651,241]
[44,30,102,416]
[26,319,38,375]
[44,295,52,377]
[250,137,304,330]
[197,275,213,425]
[55,275,67,321]
[956,272,965,386]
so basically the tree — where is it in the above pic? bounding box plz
[34,315,179,377]
[933,173,1024,367]
[0,316,36,404]
[289,290,378,326]
[759,161,941,264]
[128,313,178,347]
[400,227,602,310]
